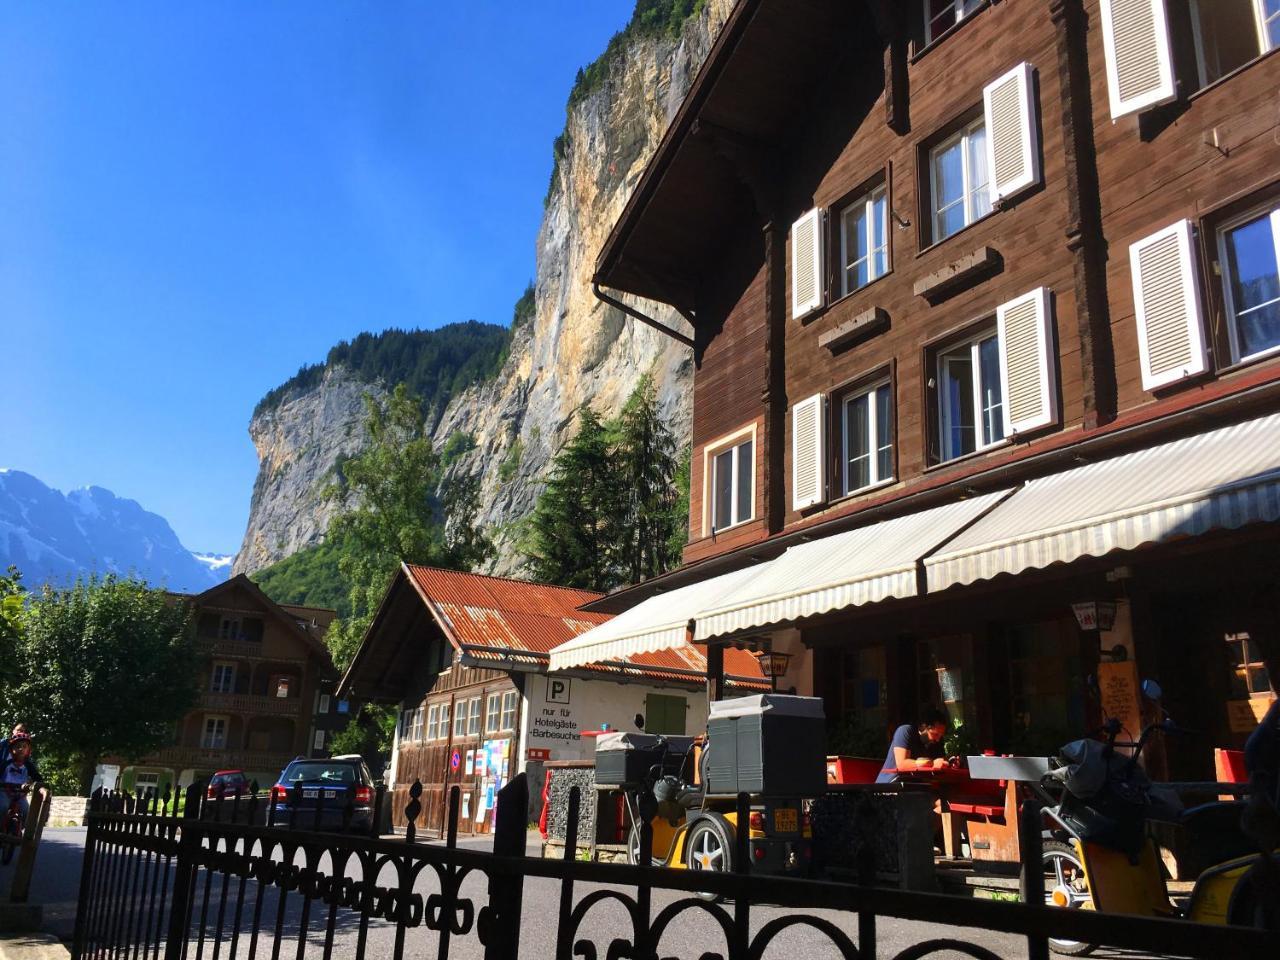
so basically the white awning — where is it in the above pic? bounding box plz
[547,564,771,672]
[926,412,1280,592]
[693,492,1011,642]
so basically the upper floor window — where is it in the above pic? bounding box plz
[274,677,291,699]
[1190,0,1279,87]
[501,691,518,731]
[937,327,1005,461]
[219,616,241,640]
[838,184,888,297]
[317,694,330,715]
[425,705,438,741]
[202,716,228,750]
[453,699,468,737]
[468,696,482,736]
[485,693,501,733]
[711,437,754,532]
[1219,206,1280,363]
[930,117,992,243]
[210,663,235,694]
[437,703,451,739]
[840,381,893,495]
[924,0,984,44]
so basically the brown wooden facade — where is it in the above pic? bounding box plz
[592,0,1280,775]
[118,575,340,794]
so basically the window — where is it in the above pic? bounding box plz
[318,694,330,715]
[1218,206,1280,363]
[838,184,888,296]
[711,438,754,531]
[135,772,161,794]
[219,617,241,641]
[1227,633,1272,698]
[1190,0,1280,87]
[501,691,518,731]
[643,694,687,736]
[840,381,893,495]
[438,703,450,739]
[274,677,291,699]
[924,0,984,44]
[313,729,325,752]
[937,328,1005,461]
[202,716,228,750]
[425,705,438,741]
[453,699,467,737]
[930,117,991,243]
[210,663,235,694]
[485,693,501,733]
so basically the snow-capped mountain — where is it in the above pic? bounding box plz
[0,469,231,593]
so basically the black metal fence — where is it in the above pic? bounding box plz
[72,775,1270,960]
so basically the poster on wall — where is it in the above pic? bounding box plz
[475,744,488,776]
[465,750,475,775]
[1098,660,1141,745]
[525,675,583,760]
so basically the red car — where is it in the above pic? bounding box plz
[206,769,251,800]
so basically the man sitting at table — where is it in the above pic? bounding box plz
[876,709,950,784]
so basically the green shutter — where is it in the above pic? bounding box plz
[644,694,687,736]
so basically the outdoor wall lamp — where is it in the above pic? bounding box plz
[754,649,793,690]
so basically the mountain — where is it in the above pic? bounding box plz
[235,1,732,578]
[0,469,230,593]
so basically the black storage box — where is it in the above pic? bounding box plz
[704,694,826,797]
[594,732,694,787]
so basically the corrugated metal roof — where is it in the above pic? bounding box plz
[404,564,764,686]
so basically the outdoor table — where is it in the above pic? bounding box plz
[957,755,1053,863]
[882,766,977,858]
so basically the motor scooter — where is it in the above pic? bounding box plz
[1035,679,1279,955]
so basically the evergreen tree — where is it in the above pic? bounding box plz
[613,375,681,583]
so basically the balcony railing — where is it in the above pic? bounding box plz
[194,638,304,663]
[146,747,296,771]
[199,692,301,716]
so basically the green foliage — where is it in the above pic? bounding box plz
[252,540,348,616]
[498,438,524,484]
[1,575,199,794]
[254,321,510,424]
[826,715,889,758]
[0,568,24,691]
[322,385,492,673]
[524,375,687,591]
[512,282,536,330]
[328,706,397,773]
[546,1,707,206]
[944,717,978,759]
[440,431,477,467]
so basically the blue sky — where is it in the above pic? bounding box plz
[0,1,632,556]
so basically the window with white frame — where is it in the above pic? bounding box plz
[930,117,992,243]
[424,705,437,741]
[924,0,985,44]
[710,437,754,532]
[438,703,450,739]
[501,691,518,731]
[313,729,325,751]
[468,697,481,736]
[135,772,161,794]
[485,693,501,733]
[1218,206,1280,363]
[1190,0,1280,87]
[840,380,893,495]
[219,616,242,640]
[936,328,1005,461]
[202,716,228,750]
[210,662,235,694]
[318,694,330,715]
[453,699,467,737]
[838,184,888,296]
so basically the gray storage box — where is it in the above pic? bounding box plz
[594,732,694,787]
[705,694,826,797]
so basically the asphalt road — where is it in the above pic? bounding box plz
[0,828,1171,959]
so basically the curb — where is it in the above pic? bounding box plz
[0,933,67,960]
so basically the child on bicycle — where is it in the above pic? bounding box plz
[1,732,39,823]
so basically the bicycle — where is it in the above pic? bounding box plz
[0,783,30,866]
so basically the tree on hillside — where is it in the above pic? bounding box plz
[0,568,24,691]
[1,575,197,794]
[525,377,688,591]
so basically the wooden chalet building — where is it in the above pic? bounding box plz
[108,575,342,795]
[337,564,766,834]
[553,0,1280,779]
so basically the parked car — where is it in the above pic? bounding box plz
[206,769,250,801]
[269,756,375,832]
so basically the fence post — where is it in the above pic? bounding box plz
[1018,799,1048,960]
[70,791,103,960]
[163,782,205,960]
[483,774,528,960]
[9,784,50,904]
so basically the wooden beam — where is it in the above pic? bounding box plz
[761,219,787,535]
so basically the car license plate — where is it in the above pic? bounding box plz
[303,789,318,799]
[324,790,337,799]
[774,808,798,833]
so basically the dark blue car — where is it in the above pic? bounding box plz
[270,756,375,832]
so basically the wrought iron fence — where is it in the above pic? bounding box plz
[72,774,1270,960]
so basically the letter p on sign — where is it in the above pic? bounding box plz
[548,678,571,704]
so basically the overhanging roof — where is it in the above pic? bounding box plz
[925,411,1280,591]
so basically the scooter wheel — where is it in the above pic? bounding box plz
[1041,839,1095,956]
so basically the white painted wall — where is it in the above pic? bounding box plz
[517,674,710,770]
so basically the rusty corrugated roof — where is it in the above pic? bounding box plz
[402,564,766,687]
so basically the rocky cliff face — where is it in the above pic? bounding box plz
[234,1,733,577]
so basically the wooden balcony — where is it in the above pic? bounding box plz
[199,693,302,717]
[194,638,304,664]
[146,747,296,772]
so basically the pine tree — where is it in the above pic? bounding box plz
[613,375,681,583]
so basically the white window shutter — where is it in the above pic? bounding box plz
[1129,220,1207,391]
[1098,0,1176,120]
[996,287,1058,435]
[791,394,826,511]
[790,208,823,320]
[983,62,1040,202]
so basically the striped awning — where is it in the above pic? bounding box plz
[693,492,1011,642]
[547,564,771,672]
[926,412,1280,591]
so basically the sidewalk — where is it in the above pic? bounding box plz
[0,934,67,960]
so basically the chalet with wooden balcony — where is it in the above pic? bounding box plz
[110,575,340,795]
[557,0,1280,779]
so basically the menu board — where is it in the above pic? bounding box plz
[1098,660,1140,744]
